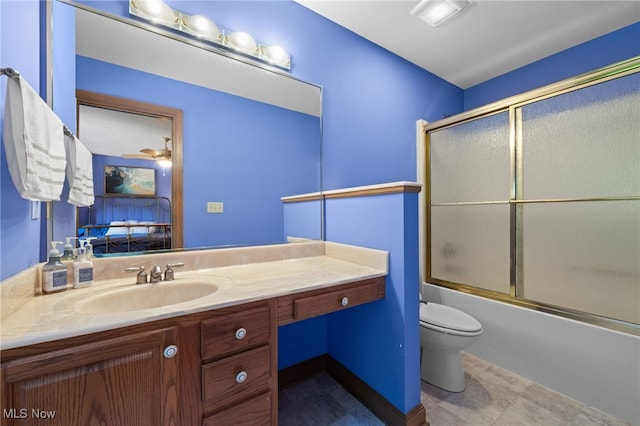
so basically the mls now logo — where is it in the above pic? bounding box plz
[3,408,56,419]
[3,409,27,419]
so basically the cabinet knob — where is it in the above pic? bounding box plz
[235,327,247,340]
[163,345,178,358]
[236,371,248,383]
[341,297,349,306]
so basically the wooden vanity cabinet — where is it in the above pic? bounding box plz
[1,326,181,426]
[0,277,383,426]
[0,299,277,426]
[200,301,277,425]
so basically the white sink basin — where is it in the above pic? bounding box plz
[77,280,219,314]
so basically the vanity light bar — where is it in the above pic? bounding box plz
[129,0,291,70]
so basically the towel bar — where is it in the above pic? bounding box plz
[2,67,76,139]
[0,67,20,79]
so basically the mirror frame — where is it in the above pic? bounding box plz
[76,89,184,248]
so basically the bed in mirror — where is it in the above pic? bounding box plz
[51,1,323,256]
[76,90,183,253]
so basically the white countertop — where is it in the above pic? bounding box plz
[1,243,388,350]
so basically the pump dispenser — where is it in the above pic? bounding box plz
[42,241,68,293]
[78,239,89,259]
[73,246,94,288]
[60,237,78,262]
[85,237,98,259]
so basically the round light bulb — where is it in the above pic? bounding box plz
[262,45,290,67]
[136,0,175,23]
[187,15,220,40]
[227,32,257,54]
[157,159,172,168]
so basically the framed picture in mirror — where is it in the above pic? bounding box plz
[105,165,156,196]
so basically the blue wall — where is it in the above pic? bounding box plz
[464,22,640,110]
[326,192,420,413]
[278,315,328,370]
[1,0,42,280]
[77,56,320,248]
[0,0,77,280]
[278,190,421,414]
[282,199,323,241]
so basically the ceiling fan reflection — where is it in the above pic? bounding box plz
[122,137,172,168]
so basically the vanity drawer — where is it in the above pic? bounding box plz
[203,391,272,426]
[201,304,271,359]
[278,277,385,325]
[202,345,271,413]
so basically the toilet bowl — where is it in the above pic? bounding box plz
[419,301,482,392]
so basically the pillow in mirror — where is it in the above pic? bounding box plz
[145,221,160,234]
[129,219,151,235]
[105,220,129,236]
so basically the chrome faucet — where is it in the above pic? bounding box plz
[125,263,185,284]
[123,266,147,284]
[149,265,163,283]
[164,262,185,281]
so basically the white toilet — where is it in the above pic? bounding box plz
[419,300,482,392]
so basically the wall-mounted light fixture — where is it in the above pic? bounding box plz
[129,0,291,70]
[410,0,471,27]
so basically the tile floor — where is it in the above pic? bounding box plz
[278,352,631,426]
[421,352,630,426]
[279,370,384,426]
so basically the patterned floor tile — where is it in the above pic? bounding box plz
[278,353,630,426]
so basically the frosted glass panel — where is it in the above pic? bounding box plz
[522,200,640,324]
[431,205,510,293]
[430,112,510,203]
[521,73,640,199]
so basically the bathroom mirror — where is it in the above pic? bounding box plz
[51,1,323,254]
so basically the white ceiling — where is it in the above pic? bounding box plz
[78,105,172,157]
[295,0,640,88]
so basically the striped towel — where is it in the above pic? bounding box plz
[65,133,95,207]
[3,75,66,201]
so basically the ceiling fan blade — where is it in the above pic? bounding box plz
[140,148,161,156]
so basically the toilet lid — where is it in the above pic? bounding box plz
[420,302,482,333]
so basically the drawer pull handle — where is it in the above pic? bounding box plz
[236,371,248,383]
[235,327,247,340]
[163,345,178,358]
[341,297,349,306]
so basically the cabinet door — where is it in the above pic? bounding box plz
[1,327,178,426]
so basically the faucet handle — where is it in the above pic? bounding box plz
[149,265,163,283]
[164,262,185,281]
[124,266,147,284]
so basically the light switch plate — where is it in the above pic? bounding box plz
[207,201,224,213]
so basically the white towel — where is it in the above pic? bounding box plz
[3,75,66,201]
[65,133,95,207]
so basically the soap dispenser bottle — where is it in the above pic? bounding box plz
[42,241,68,294]
[60,237,77,262]
[85,237,97,260]
[73,246,94,288]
